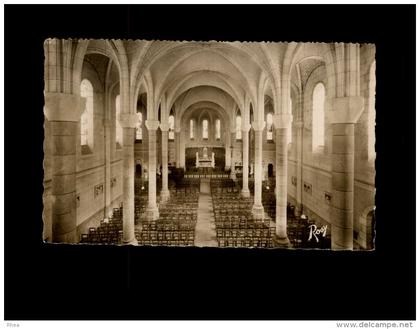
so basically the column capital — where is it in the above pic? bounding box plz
[159,123,169,132]
[273,113,293,129]
[145,119,160,131]
[330,96,364,124]
[119,113,138,128]
[242,123,251,132]
[252,120,266,132]
[44,92,85,122]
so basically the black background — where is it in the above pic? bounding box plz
[4,5,416,320]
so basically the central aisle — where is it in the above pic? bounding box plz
[194,178,218,247]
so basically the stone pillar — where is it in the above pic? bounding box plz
[145,120,160,220]
[103,118,112,217]
[251,120,265,219]
[241,124,251,197]
[44,93,84,243]
[119,113,138,245]
[330,97,364,250]
[179,131,186,169]
[225,131,231,170]
[230,131,236,180]
[175,129,181,168]
[273,114,293,247]
[160,123,170,202]
[294,120,304,217]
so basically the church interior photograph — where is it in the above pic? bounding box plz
[43,39,376,251]
[4,2,417,324]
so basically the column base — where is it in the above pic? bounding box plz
[123,237,138,246]
[54,229,78,244]
[241,189,251,198]
[145,205,159,221]
[331,243,353,251]
[331,225,353,250]
[252,204,264,219]
[331,241,353,251]
[273,235,291,248]
[160,190,170,203]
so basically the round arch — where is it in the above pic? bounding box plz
[359,205,376,250]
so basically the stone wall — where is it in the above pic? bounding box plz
[43,59,124,241]
[285,50,375,248]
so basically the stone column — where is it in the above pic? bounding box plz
[119,113,138,244]
[294,120,304,217]
[145,120,160,220]
[241,123,251,197]
[251,120,265,219]
[225,130,231,170]
[273,114,293,247]
[330,97,364,250]
[44,93,84,243]
[175,128,181,168]
[160,123,170,202]
[230,131,237,180]
[103,118,112,218]
[180,131,186,169]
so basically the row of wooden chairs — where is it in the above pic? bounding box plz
[138,239,195,247]
[80,234,120,244]
[141,222,196,231]
[214,208,252,216]
[211,178,275,248]
[136,235,194,246]
[138,230,194,241]
[212,195,252,202]
[80,207,125,244]
[214,221,271,230]
[135,177,199,247]
[211,187,240,193]
[216,228,274,239]
[159,214,197,220]
[218,238,274,248]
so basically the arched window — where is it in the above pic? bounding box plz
[80,79,94,150]
[202,119,208,139]
[215,119,221,140]
[368,61,376,161]
[168,115,175,140]
[190,119,194,139]
[136,111,142,140]
[312,83,325,151]
[266,113,273,141]
[115,95,123,146]
[236,115,242,140]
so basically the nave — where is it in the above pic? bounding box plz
[43,39,376,251]
[80,174,331,249]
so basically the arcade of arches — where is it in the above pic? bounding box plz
[43,39,376,250]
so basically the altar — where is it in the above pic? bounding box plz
[198,159,213,168]
[196,147,215,168]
